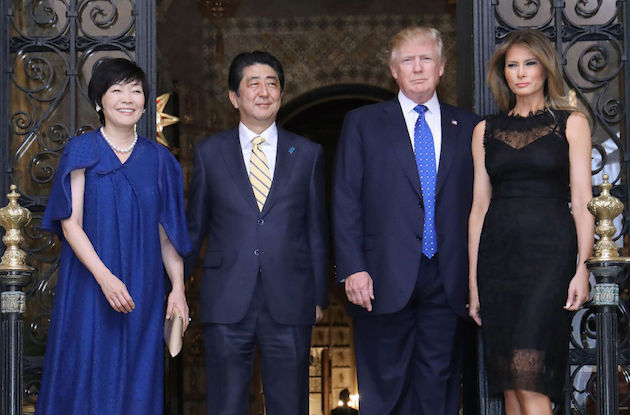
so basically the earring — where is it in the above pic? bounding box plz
[95,104,101,112]
[143,109,146,114]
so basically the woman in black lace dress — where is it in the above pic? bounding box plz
[468,30,594,414]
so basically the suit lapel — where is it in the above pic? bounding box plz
[261,129,296,214]
[385,99,422,198]
[221,130,259,212]
[436,104,458,196]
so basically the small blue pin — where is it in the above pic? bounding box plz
[289,147,295,154]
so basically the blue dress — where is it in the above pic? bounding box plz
[36,129,191,415]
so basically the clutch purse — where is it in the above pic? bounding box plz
[164,314,184,357]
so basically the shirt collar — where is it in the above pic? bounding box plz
[398,90,440,116]
[239,122,278,148]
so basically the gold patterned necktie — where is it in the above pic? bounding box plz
[249,136,271,211]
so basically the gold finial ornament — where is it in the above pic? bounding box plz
[588,174,625,261]
[0,185,34,272]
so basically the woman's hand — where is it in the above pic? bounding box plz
[167,286,190,332]
[98,273,135,313]
[564,267,590,311]
[469,288,482,326]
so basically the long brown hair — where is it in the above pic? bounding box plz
[487,29,576,113]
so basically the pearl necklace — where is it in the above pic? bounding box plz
[100,127,138,153]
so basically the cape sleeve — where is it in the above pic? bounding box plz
[40,133,99,238]
[157,145,192,256]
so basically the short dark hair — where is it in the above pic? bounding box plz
[228,51,284,94]
[87,58,150,125]
[339,388,350,402]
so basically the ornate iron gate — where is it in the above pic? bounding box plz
[0,0,155,410]
[473,1,630,414]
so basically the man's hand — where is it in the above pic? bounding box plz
[345,271,375,311]
[315,305,323,324]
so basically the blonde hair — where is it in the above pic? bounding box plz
[389,26,444,65]
[487,29,576,113]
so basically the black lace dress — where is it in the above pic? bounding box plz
[477,109,577,403]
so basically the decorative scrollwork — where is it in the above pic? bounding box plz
[36,274,56,312]
[29,0,59,27]
[10,35,71,52]
[513,0,541,19]
[496,23,554,42]
[574,38,623,85]
[590,143,607,175]
[29,314,52,344]
[576,0,603,19]
[76,124,97,136]
[621,365,630,406]
[23,379,41,405]
[77,0,136,40]
[11,111,34,135]
[569,364,596,413]
[21,218,59,263]
[20,56,55,94]
[41,123,70,151]
[89,0,119,29]
[600,98,625,124]
[27,151,62,185]
[578,308,597,341]
[586,45,606,72]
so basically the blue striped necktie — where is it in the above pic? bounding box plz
[414,105,437,257]
[249,136,271,211]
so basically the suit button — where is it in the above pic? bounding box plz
[254,249,261,255]
[418,199,423,208]
[257,219,264,225]
[416,235,421,241]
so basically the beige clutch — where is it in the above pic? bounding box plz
[164,315,184,357]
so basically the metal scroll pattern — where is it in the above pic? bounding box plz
[6,0,138,407]
[493,1,628,413]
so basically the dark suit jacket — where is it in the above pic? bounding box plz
[333,98,480,317]
[186,127,328,325]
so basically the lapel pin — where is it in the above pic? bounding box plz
[289,147,295,154]
[451,120,458,125]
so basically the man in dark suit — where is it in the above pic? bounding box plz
[333,27,480,415]
[186,51,328,415]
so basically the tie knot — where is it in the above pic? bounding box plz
[252,136,265,146]
[414,105,428,116]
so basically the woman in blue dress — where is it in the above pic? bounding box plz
[36,58,191,414]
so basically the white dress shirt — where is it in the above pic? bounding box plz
[398,90,442,169]
[239,122,278,179]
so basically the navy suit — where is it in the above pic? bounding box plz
[186,126,328,414]
[333,98,480,414]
